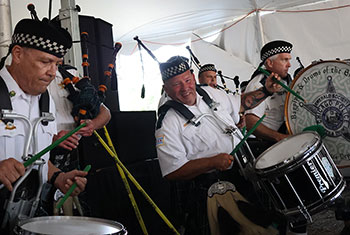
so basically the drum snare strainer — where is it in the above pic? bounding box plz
[254,132,345,222]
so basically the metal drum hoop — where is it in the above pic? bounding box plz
[15,216,127,235]
[254,132,321,177]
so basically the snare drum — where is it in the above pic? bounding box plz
[254,132,345,221]
[285,60,350,162]
[14,216,127,235]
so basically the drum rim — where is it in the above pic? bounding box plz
[17,216,126,234]
[284,59,350,135]
[254,131,321,173]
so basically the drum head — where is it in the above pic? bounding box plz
[285,60,350,162]
[255,132,319,170]
[17,216,126,235]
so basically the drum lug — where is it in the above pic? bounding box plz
[298,205,313,223]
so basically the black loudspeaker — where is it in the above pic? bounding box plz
[78,15,120,111]
[79,110,157,171]
[107,111,157,164]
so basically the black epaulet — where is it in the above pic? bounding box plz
[0,76,50,126]
[156,85,214,129]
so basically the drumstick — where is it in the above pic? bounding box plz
[0,123,87,190]
[23,122,87,167]
[102,126,149,235]
[55,164,91,210]
[303,125,326,138]
[230,114,266,156]
[258,67,306,103]
[94,131,180,235]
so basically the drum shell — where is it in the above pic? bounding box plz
[14,216,127,235]
[254,133,345,218]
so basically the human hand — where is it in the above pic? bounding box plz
[265,72,282,94]
[212,153,234,171]
[53,130,81,151]
[0,158,25,191]
[77,119,95,137]
[54,170,88,196]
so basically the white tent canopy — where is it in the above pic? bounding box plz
[6,0,350,110]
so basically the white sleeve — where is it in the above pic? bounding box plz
[155,111,189,177]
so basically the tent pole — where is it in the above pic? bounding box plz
[256,8,265,50]
[59,0,83,75]
[0,0,12,59]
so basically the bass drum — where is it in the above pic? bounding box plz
[285,60,350,167]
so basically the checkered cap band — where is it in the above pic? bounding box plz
[11,19,72,58]
[12,33,69,57]
[160,56,190,81]
[261,40,292,62]
[199,64,216,75]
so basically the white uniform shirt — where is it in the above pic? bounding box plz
[244,73,287,131]
[0,67,57,182]
[155,86,241,177]
[48,69,77,132]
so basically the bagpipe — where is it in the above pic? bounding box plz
[133,36,161,99]
[59,32,122,122]
[186,46,240,94]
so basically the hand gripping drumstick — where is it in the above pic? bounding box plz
[230,114,266,156]
[55,164,91,210]
[258,67,306,103]
[24,122,86,167]
[0,123,87,190]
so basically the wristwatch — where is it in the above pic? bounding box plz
[50,170,63,186]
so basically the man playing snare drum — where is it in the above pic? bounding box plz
[245,41,311,235]
[245,40,293,156]
[0,18,87,233]
[155,56,283,235]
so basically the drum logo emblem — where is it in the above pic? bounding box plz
[307,160,329,193]
[301,76,350,140]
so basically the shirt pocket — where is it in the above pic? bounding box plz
[0,120,26,158]
[35,122,56,153]
[182,124,214,156]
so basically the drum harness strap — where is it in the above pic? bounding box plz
[0,75,55,231]
[157,85,239,134]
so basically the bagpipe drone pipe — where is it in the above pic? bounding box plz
[185,46,240,94]
[58,32,122,122]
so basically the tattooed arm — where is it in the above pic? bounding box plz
[246,113,289,142]
[240,72,281,113]
[241,72,289,142]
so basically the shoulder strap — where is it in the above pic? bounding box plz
[39,90,50,126]
[156,100,195,129]
[196,85,215,109]
[0,75,50,126]
[0,76,13,124]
